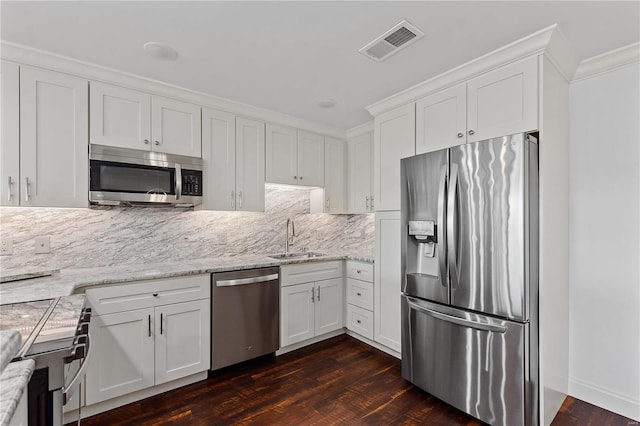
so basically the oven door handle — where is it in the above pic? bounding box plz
[62,332,92,406]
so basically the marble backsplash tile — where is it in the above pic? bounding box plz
[0,186,374,270]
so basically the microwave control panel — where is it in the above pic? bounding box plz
[182,169,203,196]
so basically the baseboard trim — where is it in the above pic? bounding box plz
[569,377,640,421]
[275,329,345,355]
[346,330,401,359]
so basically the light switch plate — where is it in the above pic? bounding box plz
[35,236,50,254]
[0,238,13,256]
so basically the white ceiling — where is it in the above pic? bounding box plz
[1,1,639,130]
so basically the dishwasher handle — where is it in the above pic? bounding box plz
[216,273,279,287]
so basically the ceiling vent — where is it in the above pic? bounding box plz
[359,20,424,62]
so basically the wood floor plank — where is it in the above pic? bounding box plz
[72,335,635,426]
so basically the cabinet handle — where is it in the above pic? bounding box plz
[160,313,163,335]
[231,190,235,208]
[326,197,330,211]
[311,287,315,303]
[468,130,475,136]
[457,133,464,138]
[25,177,31,202]
[154,140,160,146]
[294,176,297,180]
[143,139,150,145]
[317,286,321,301]
[148,315,151,337]
[238,190,243,209]
[356,269,361,274]
[299,176,303,180]
[152,293,158,297]
[7,177,14,201]
[357,292,362,296]
[370,196,374,210]
[356,319,362,324]
[365,196,370,210]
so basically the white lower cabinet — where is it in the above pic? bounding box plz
[345,261,375,340]
[280,262,344,348]
[85,275,210,405]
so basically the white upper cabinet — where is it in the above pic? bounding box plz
[90,81,151,151]
[310,137,346,214]
[348,130,373,213]
[151,95,201,157]
[0,60,20,206]
[416,83,466,154]
[266,123,297,185]
[296,130,324,187]
[90,82,201,157]
[20,66,88,207]
[466,56,538,142]
[235,117,265,212]
[201,108,236,211]
[374,103,415,211]
[265,124,325,187]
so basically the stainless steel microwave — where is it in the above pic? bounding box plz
[89,144,203,206]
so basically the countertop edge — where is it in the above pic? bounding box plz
[0,332,21,375]
[0,359,35,426]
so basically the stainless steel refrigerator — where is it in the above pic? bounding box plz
[400,132,539,426]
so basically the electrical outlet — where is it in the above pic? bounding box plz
[0,238,13,256]
[34,236,50,254]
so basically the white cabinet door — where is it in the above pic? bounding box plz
[314,278,344,336]
[85,308,155,404]
[348,131,373,213]
[235,117,265,212]
[467,55,538,143]
[374,104,415,211]
[151,96,201,157]
[280,282,315,347]
[155,299,210,385]
[374,211,402,352]
[20,66,88,208]
[0,60,20,206]
[416,83,467,154]
[265,123,297,185]
[297,130,324,187]
[202,108,236,211]
[323,137,346,213]
[89,82,151,151]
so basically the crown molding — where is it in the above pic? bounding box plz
[345,121,374,139]
[0,41,346,139]
[572,42,640,82]
[365,24,579,117]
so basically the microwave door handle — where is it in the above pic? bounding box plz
[175,164,182,201]
[447,163,460,289]
[437,165,447,288]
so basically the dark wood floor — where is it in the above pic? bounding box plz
[74,335,634,426]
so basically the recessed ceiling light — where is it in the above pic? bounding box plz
[317,98,337,108]
[143,42,178,61]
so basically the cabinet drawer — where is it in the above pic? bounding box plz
[280,261,343,287]
[347,304,373,340]
[346,278,373,311]
[86,274,210,315]
[346,261,373,282]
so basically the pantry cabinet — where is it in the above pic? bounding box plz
[85,275,210,405]
[416,56,538,154]
[266,124,324,187]
[347,130,374,213]
[90,81,202,157]
[280,261,344,347]
[19,66,88,207]
[373,104,415,211]
[202,108,265,211]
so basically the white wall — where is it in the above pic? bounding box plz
[569,62,640,421]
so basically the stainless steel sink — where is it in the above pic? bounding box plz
[268,252,327,259]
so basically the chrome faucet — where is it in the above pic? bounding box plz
[285,218,296,254]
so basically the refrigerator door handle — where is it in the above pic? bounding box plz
[447,163,460,289]
[407,297,507,333]
[437,165,447,287]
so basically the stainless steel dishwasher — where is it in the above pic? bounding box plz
[211,267,280,370]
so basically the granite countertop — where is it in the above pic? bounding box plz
[0,359,35,426]
[0,331,21,375]
[0,252,374,305]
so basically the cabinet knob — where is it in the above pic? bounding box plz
[154,140,160,146]
[468,130,475,136]
[356,270,361,274]
[299,176,303,180]
[152,293,158,297]
[357,292,362,296]
[356,319,362,324]
[294,176,297,180]
[457,133,464,138]
[144,139,150,144]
